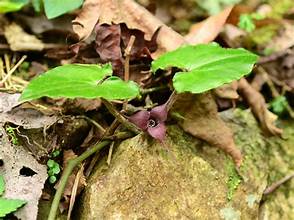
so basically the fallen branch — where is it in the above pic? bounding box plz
[263,172,294,196]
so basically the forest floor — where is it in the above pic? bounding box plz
[0,0,294,219]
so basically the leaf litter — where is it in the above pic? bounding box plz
[0,123,47,220]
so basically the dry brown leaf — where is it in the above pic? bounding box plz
[4,23,44,51]
[72,0,186,56]
[214,81,239,99]
[266,21,294,53]
[67,165,84,220]
[261,52,294,92]
[238,78,282,136]
[0,92,21,113]
[95,24,123,75]
[64,98,102,112]
[93,22,159,75]
[172,93,242,167]
[185,6,233,44]
[1,107,58,129]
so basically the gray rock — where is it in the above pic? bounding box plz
[78,109,294,219]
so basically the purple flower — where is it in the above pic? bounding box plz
[128,104,168,141]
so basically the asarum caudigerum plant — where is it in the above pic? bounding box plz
[20,43,258,142]
[20,43,258,220]
[128,103,168,142]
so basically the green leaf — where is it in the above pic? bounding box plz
[0,176,5,196]
[43,0,83,19]
[270,96,288,115]
[47,169,55,177]
[47,159,55,168]
[49,176,57,184]
[51,150,60,158]
[197,0,241,15]
[152,44,258,94]
[238,14,256,32]
[20,64,139,101]
[52,164,60,175]
[0,0,29,13]
[0,198,26,217]
[31,0,42,12]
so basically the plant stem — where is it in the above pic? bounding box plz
[263,171,294,196]
[75,115,105,133]
[166,91,178,112]
[47,140,111,220]
[101,98,141,134]
[105,131,134,140]
[124,35,135,82]
[140,85,168,95]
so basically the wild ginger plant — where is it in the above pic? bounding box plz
[20,43,258,220]
[21,43,258,140]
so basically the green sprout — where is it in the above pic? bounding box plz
[5,125,19,145]
[51,150,61,158]
[238,13,265,32]
[270,96,289,116]
[47,159,61,184]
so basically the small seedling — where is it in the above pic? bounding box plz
[238,13,265,32]
[47,159,61,184]
[270,96,289,116]
[5,125,19,145]
[50,150,61,158]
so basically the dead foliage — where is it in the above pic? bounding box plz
[172,93,242,167]
[238,78,282,135]
[72,0,186,57]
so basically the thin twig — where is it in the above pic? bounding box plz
[140,85,168,95]
[0,55,27,84]
[84,119,120,177]
[107,142,115,165]
[124,35,136,82]
[166,91,178,112]
[105,131,134,140]
[263,172,294,195]
[101,98,141,134]
[75,115,106,133]
[67,165,84,220]
[257,67,294,118]
[123,35,136,110]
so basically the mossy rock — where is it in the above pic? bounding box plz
[78,109,294,219]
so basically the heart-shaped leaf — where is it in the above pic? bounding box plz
[0,198,26,217]
[43,0,83,19]
[152,43,258,93]
[0,0,29,13]
[20,63,139,102]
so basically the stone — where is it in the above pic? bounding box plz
[79,109,282,219]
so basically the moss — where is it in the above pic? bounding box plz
[250,24,279,46]
[226,161,241,201]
